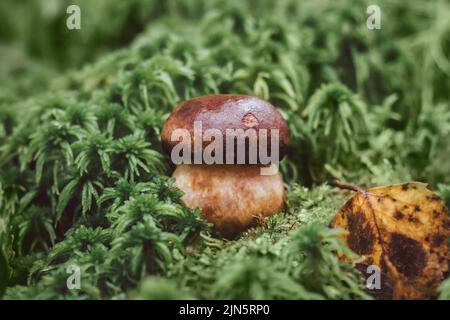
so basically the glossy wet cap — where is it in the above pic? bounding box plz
[161,95,290,164]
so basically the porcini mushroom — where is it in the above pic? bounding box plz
[161,95,290,237]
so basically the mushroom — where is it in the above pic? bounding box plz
[161,95,290,237]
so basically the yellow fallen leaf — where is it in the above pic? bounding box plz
[331,182,450,299]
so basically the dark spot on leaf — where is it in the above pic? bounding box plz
[427,194,441,202]
[388,233,427,277]
[443,219,450,229]
[394,211,404,220]
[431,234,446,246]
[347,212,375,255]
[408,214,420,224]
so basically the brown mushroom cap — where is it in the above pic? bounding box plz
[161,95,290,164]
[172,164,285,237]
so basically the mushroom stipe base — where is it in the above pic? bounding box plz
[173,164,286,237]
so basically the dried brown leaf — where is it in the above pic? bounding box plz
[331,182,450,299]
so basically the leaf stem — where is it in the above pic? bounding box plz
[334,181,365,193]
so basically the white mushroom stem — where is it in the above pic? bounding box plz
[172,164,285,236]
